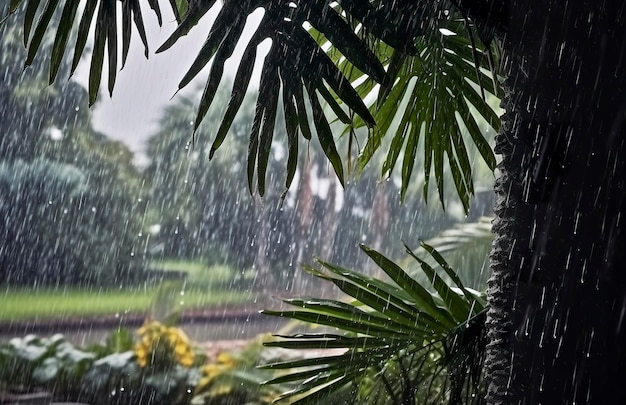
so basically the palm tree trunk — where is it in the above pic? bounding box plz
[485,0,626,402]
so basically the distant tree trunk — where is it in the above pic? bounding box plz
[253,201,272,292]
[291,159,315,292]
[318,177,339,261]
[369,182,390,252]
[485,0,626,402]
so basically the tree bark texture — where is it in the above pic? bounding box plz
[486,1,626,403]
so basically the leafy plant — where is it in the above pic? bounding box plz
[260,243,487,404]
[134,320,197,369]
[0,334,96,399]
[0,325,205,404]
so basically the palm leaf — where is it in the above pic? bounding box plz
[403,217,494,289]
[15,0,502,204]
[261,244,487,404]
[156,0,435,196]
[16,0,185,105]
[353,20,502,212]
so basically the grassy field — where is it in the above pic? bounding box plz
[0,287,253,322]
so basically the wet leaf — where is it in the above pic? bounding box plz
[88,0,106,105]
[71,0,98,74]
[48,0,80,83]
[25,0,61,68]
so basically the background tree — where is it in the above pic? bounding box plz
[0,8,146,287]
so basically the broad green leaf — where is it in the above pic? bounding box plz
[106,0,117,96]
[193,17,247,131]
[263,334,388,350]
[10,0,25,13]
[146,0,162,26]
[210,38,259,158]
[121,0,132,67]
[281,298,420,335]
[308,87,345,187]
[317,84,351,125]
[294,84,312,141]
[260,354,349,370]
[282,78,300,190]
[306,263,442,332]
[256,58,280,196]
[406,248,472,322]
[262,310,410,338]
[157,0,218,52]
[23,0,42,46]
[246,108,262,194]
[307,5,389,86]
[168,0,188,22]
[178,6,243,91]
[129,0,149,59]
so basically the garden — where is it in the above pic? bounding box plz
[3,0,594,403]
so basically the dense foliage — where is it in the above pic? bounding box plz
[0,10,146,287]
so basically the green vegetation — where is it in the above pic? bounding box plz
[0,9,145,288]
[0,288,252,322]
[262,243,487,403]
[0,324,283,405]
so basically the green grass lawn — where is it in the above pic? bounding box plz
[0,287,253,322]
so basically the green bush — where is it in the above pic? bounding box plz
[0,159,145,287]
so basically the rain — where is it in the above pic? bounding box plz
[1,0,625,404]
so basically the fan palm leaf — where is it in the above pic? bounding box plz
[260,244,487,404]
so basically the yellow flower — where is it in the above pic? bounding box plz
[216,352,235,366]
[179,353,194,367]
[134,320,198,369]
[134,344,148,367]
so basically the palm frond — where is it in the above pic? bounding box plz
[10,0,186,105]
[11,0,503,204]
[404,217,494,289]
[351,20,503,212]
[167,0,404,196]
[260,244,487,404]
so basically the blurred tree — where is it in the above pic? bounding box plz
[0,9,146,287]
[145,88,295,287]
